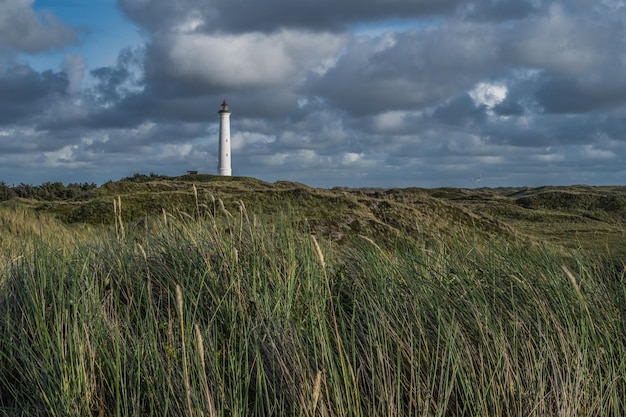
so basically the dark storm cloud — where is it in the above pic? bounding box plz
[89,47,144,104]
[479,114,598,148]
[534,75,626,114]
[81,122,207,155]
[91,52,142,102]
[310,1,626,118]
[493,99,525,116]
[506,8,616,75]
[0,0,77,52]
[87,88,210,128]
[433,94,487,125]
[118,0,461,34]
[83,39,307,131]
[115,0,626,125]
[463,0,540,21]
[0,63,68,124]
[307,24,502,115]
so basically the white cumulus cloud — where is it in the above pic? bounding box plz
[150,30,347,89]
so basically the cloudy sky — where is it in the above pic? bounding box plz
[1,0,625,188]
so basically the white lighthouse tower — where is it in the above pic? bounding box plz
[217,99,232,176]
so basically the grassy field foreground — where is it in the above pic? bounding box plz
[1,188,626,416]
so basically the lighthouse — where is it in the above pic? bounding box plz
[217,99,232,176]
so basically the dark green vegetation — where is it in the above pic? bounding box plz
[1,175,626,416]
[0,181,97,202]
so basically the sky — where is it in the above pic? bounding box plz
[1,0,626,188]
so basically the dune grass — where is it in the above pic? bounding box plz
[0,200,625,416]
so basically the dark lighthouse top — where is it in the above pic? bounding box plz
[219,100,230,113]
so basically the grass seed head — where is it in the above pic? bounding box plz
[311,235,325,268]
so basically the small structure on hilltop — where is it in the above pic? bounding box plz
[217,100,232,176]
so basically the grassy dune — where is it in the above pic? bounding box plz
[1,176,626,416]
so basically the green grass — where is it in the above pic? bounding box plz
[10,176,626,257]
[0,201,96,264]
[1,198,625,416]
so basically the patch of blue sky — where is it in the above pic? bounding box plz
[24,0,143,73]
